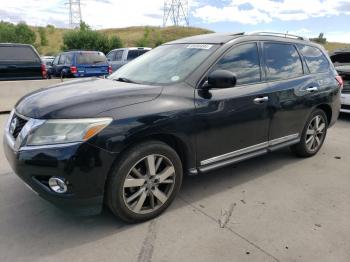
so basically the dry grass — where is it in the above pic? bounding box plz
[31,25,349,55]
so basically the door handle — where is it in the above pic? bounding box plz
[253,96,269,104]
[306,86,318,92]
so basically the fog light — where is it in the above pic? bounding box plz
[48,177,68,193]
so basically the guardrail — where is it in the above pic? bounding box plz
[0,79,72,112]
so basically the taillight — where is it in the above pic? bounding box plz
[336,75,344,89]
[108,65,112,74]
[70,66,77,74]
[41,64,47,79]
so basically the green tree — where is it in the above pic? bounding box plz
[0,21,36,45]
[38,27,48,46]
[135,27,151,47]
[109,35,123,50]
[62,21,123,54]
[311,32,327,44]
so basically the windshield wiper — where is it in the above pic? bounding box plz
[114,77,137,84]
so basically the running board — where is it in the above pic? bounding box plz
[197,135,300,174]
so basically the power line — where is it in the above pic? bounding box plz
[66,0,82,28]
[163,0,189,27]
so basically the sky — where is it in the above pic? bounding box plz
[1,0,350,42]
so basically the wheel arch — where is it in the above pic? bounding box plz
[315,104,332,126]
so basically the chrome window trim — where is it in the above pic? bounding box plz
[200,133,299,166]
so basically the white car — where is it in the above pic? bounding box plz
[330,50,350,113]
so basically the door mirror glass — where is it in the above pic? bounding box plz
[207,70,237,89]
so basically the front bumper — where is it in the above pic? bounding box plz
[3,115,117,215]
[340,93,350,113]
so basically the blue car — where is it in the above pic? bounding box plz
[48,51,112,78]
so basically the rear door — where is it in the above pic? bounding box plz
[263,42,322,143]
[0,45,41,80]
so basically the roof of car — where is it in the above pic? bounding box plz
[165,32,312,45]
[109,47,152,52]
[330,49,350,55]
[0,43,34,47]
[166,33,245,45]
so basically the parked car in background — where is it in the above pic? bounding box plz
[47,51,112,78]
[41,56,55,67]
[107,47,151,72]
[0,43,46,80]
[41,56,55,79]
[4,32,341,223]
[330,49,350,113]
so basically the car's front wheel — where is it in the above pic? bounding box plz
[291,109,328,157]
[106,141,183,223]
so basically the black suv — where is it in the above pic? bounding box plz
[0,43,46,80]
[3,33,341,223]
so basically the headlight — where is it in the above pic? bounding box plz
[26,118,112,146]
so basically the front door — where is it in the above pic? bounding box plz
[195,42,271,169]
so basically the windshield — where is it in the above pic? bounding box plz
[109,44,218,85]
[76,52,107,64]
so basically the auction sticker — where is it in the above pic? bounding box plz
[187,44,213,49]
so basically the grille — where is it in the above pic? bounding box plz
[10,114,28,139]
[341,104,350,110]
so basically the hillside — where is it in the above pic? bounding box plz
[32,25,350,55]
[33,26,213,55]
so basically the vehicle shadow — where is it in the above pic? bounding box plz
[0,146,307,260]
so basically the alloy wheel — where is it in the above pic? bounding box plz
[305,115,326,152]
[122,154,176,214]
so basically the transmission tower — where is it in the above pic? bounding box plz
[163,0,189,27]
[67,0,82,28]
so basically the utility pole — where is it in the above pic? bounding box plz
[67,0,82,29]
[163,0,189,27]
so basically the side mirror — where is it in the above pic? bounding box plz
[206,70,237,89]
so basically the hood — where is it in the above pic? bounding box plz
[15,78,162,119]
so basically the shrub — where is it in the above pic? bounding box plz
[62,21,123,54]
[0,21,36,45]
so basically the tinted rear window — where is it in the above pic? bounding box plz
[76,52,107,64]
[127,50,149,61]
[330,53,350,64]
[0,46,39,62]
[298,45,329,73]
[264,43,303,80]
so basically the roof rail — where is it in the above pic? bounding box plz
[248,32,309,41]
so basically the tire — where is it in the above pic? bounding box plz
[60,71,65,80]
[290,109,328,157]
[106,141,183,223]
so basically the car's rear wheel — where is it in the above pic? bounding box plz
[290,109,328,157]
[106,141,183,223]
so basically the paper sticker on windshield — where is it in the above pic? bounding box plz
[187,44,213,50]
[171,76,180,82]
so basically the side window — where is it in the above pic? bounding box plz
[127,50,140,61]
[115,50,124,61]
[65,54,73,64]
[264,43,303,80]
[52,56,59,65]
[212,43,261,85]
[107,51,115,61]
[58,54,66,65]
[298,44,329,74]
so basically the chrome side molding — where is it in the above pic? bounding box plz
[200,133,300,167]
